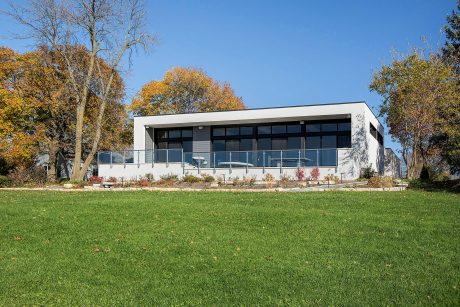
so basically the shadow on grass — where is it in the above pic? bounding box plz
[408,179,460,193]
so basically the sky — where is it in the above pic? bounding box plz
[0,0,456,155]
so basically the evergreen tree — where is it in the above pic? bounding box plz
[442,1,460,73]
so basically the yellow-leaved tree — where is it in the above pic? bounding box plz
[0,46,132,181]
[130,67,245,115]
[0,47,47,169]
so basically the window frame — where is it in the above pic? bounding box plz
[210,118,352,152]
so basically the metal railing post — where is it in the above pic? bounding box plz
[123,150,126,168]
[166,149,169,167]
[181,149,184,174]
[152,149,154,168]
[298,150,301,168]
[229,151,232,174]
[317,149,319,166]
[263,151,266,174]
[213,152,216,174]
[137,150,140,168]
[336,148,338,172]
[280,150,283,174]
[198,153,201,174]
[246,151,249,174]
[110,151,113,168]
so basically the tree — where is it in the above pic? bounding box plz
[6,0,153,180]
[442,0,460,74]
[0,47,47,170]
[370,50,460,179]
[439,1,460,173]
[130,67,245,116]
[0,46,131,181]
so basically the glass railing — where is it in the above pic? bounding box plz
[98,148,339,167]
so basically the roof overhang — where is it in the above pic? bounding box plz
[135,102,366,129]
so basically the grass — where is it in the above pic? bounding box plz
[0,190,458,305]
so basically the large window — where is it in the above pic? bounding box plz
[154,128,193,152]
[212,139,254,152]
[272,125,287,134]
[257,126,271,135]
[306,136,321,149]
[305,119,351,149]
[211,119,352,152]
[370,122,384,146]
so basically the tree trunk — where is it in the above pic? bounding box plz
[47,139,59,183]
[408,143,415,179]
[70,40,98,180]
[70,103,86,180]
[77,90,109,180]
[77,64,119,181]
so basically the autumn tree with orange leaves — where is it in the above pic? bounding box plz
[130,67,245,116]
[6,0,153,180]
[0,46,131,181]
[0,47,48,170]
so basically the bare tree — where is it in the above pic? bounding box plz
[5,0,153,180]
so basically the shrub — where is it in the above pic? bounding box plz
[89,176,103,184]
[420,165,430,181]
[324,174,339,182]
[160,173,179,182]
[157,173,178,185]
[67,180,86,188]
[368,176,394,188]
[361,166,376,179]
[145,173,154,181]
[408,178,460,192]
[242,175,256,186]
[431,171,450,182]
[0,175,12,187]
[263,173,275,188]
[108,177,117,183]
[201,173,215,183]
[280,173,290,187]
[295,168,305,181]
[310,167,320,181]
[182,174,202,183]
[408,179,426,190]
[8,166,47,185]
[232,176,241,186]
[137,179,151,187]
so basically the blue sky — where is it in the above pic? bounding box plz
[0,0,456,154]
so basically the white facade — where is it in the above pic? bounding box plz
[384,148,402,178]
[99,102,385,180]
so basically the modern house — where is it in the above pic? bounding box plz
[98,101,385,180]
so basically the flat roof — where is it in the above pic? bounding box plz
[134,100,383,127]
[134,100,365,117]
[134,101,384,129]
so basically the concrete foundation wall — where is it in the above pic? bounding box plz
[98,164,343,181]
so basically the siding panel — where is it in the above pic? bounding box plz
[145,127,154,150]
[193,126,211,152]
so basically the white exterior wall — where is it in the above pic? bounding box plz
[102,102,384,180]
[384,148,402,178]
[364,106,385,175]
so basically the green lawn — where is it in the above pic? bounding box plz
[0,190,458,305]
